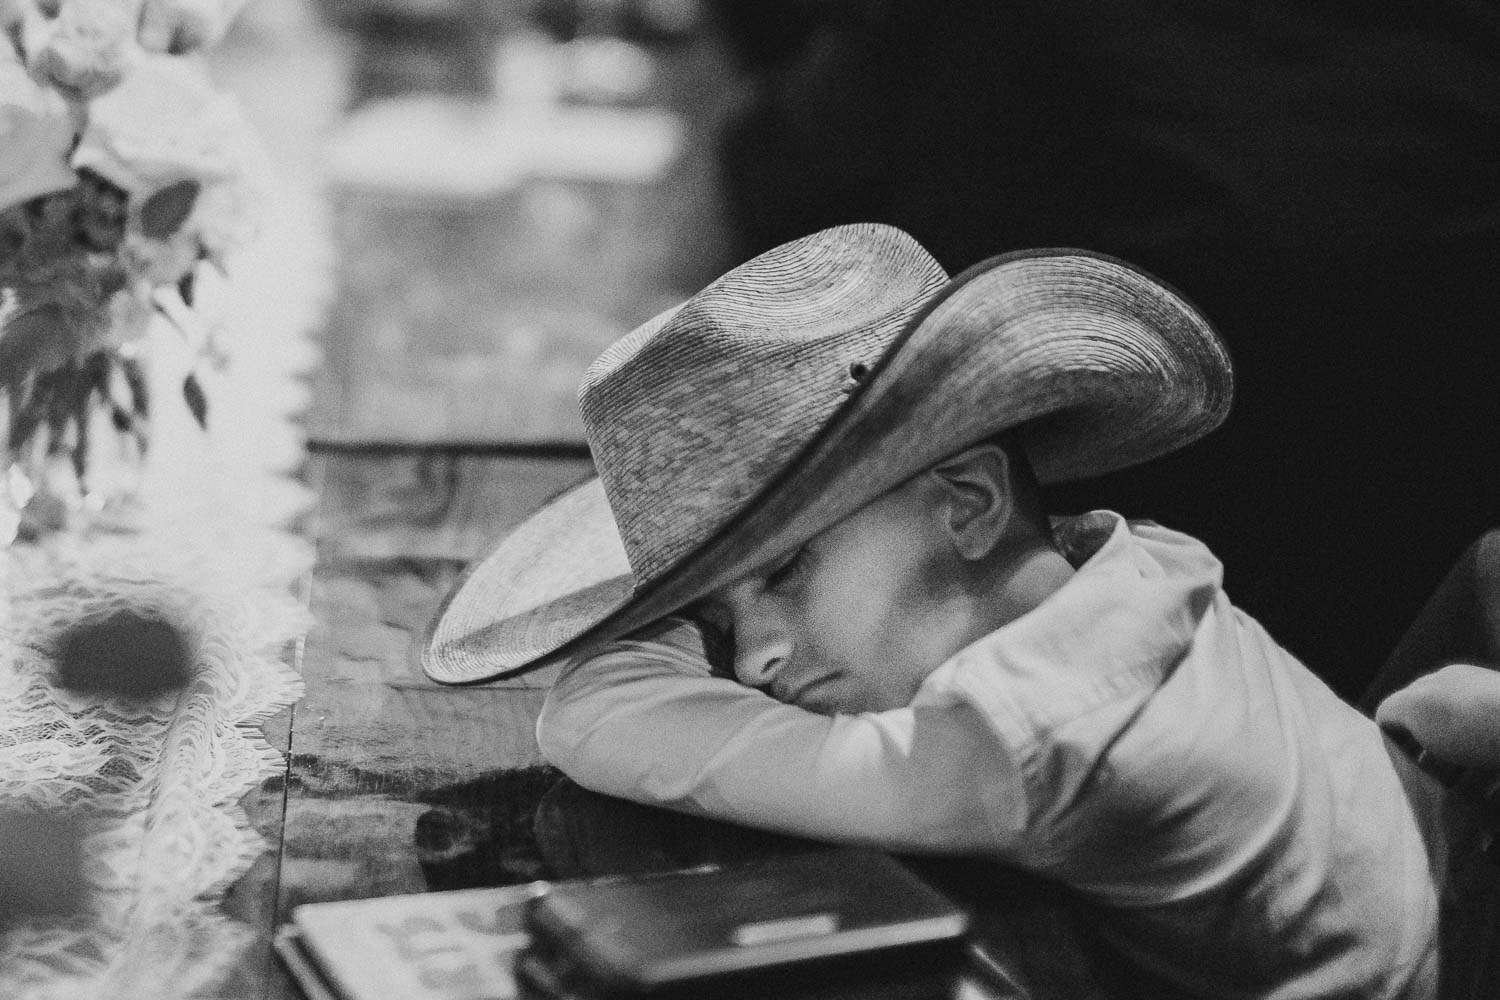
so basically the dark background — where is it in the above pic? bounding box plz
[707,0,1500,699]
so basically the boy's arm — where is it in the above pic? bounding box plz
[536,618,1023,854]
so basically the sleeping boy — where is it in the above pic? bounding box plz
[424,224,1441,998]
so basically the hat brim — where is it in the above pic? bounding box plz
[423,248,1231,684]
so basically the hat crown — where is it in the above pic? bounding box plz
[579,224,948,584]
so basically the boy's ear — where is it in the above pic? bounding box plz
[927,444,1015,561]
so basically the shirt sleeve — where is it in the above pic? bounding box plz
[535,618,1026,855]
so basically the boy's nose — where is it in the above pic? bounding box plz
[732,612,792,690]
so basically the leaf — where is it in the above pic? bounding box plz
[41,364,80,456]
[0,205,29,262]
[8,395,44,451]
[177,269,196,307]
[182,372,207,430]
[71,370,92,484]
[99,264,130,297]
[81,351,112,396]
[73,352,115,478]
[140,179,201,240]
[0,305,81,394]
[120,357,150,418]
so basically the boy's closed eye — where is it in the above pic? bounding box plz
[764,544,808,593]
[689,542,807,674]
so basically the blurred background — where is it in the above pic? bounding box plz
[211,0,738,448]
[209,0,1500,701]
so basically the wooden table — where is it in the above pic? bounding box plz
[220,448,591,1000]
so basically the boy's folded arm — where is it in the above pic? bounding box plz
[536,621,1023,854]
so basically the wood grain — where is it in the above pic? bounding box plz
[218,449,588,998]
[278,551,553,893]
[311,450,594,562]
[281,449,572,921]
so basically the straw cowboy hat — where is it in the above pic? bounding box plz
[423,224,1232,684]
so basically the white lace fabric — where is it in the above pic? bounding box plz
[0,164,330,999]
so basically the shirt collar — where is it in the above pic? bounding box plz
[947,510,1223,699]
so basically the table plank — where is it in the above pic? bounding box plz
[310,449,593,561]
[273,450,578,924]
[279,551,553,904]
[210,452,585,997]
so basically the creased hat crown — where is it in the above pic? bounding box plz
[578,223,947,585]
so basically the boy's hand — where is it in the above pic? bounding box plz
[1376,662,1500,767]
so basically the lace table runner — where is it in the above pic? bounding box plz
[0,168,330,999]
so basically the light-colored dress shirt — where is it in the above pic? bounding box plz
[537,512,1439,999]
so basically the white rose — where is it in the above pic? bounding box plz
[73,53,240,191]
[72,52,266,261]
[9,0,142,98]
[0,46,79,212]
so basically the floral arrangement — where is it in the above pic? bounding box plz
[0,0,261,539]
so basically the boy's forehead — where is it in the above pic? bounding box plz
[701,473,931,599]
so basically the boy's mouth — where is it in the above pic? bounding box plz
[781,672,842,711]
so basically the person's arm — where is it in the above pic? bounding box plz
[1376,662,1500,767]
[536,618,1024,855]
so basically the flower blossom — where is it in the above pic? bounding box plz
[72,52,267,282]
[5,0,141,98]
[0,46,79,213]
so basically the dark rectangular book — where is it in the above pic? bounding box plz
[518,849,971,1000]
